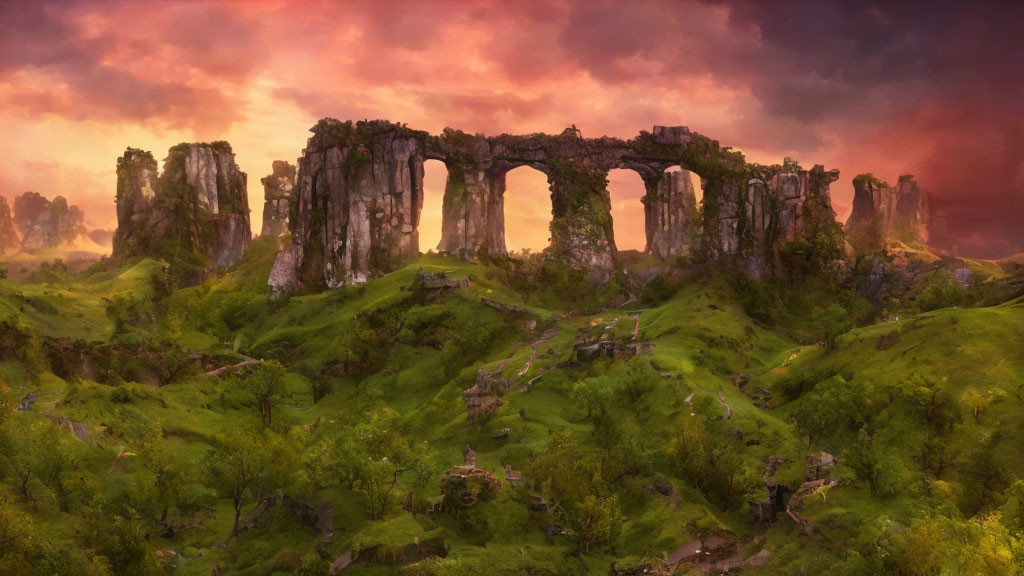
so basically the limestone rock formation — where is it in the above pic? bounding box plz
[643,170,699,258]
[113,142,251,269]
[272,118,846,294]
[13,191,87,252]
[260,160,295,236]
[273,120,426,292]
[845,174,935,254]
[0,197,20,255]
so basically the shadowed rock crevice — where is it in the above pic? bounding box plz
[260,160,296,237]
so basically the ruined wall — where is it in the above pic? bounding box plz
[260,160,296,237]
[13,191,87,252]
[272,119,845,293]
[845,174,934,254]
[113,142,251,268]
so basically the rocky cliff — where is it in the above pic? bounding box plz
[13,191,87,252]
[643,170,700,259]
[260,161,296,237]
[271,119,845,294]
[113,142,251,269]
[0,197,20,255]
[845,174,935,254]
[274,120,426,291]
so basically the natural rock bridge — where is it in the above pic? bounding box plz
[265,119,843,292]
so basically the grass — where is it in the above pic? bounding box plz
[0,239,1022,575]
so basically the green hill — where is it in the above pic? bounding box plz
[0,239,1021,575]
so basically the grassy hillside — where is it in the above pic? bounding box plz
[0,239,1022,575]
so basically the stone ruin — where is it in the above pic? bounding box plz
[269,119,844,293]
[462,369,513,420]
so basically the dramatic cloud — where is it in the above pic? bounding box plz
[0,0,1020,257]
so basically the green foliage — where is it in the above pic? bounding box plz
[844,428,905,497]
[791,375,868,448]
[238,360,288,427]
[916,270,965,312]
[668,415,742,508]
[814,303,853,353]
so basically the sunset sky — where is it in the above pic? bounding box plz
[1,0,1021,257]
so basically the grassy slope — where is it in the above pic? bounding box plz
[1,238,1022,574]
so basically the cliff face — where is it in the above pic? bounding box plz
[113,142,251,269]
[0,197,20,255]
[845,174,934,254]
[13,191,87,252]
[644,170,699,258]
[260,161,296,237]
[273,120,425,292]
[271,119,846,294]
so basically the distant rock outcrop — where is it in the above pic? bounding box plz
[845,174,938,254]
[87,228,114,247]
[260,160,295,237]
[13,191,87,252]
[113,142,251,269]
[0,197,20,255]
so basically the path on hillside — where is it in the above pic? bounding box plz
[206,355,259,377]
[518,328,560,376]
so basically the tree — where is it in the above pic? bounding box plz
[814,304,852,353]
[668,416,742,508]
[565,495,622,555]
[961,387,1003,423]
[571,377,614,421]
[203,429,270,538]
[621,358,659,404]
[136,434,184,523]
[791,375,867,448]
[350,411,419,520]
[902,371,956,434]
[916,271,965,312]
[240,360,287,427]
[0,494,32,561]
[845,428,903,497]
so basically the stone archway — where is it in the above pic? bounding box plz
[503,165,552,254]
[420,159,447,253]
[607,168,647,253]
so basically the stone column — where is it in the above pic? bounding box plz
[437,161,506,258]
[643,170,699,258]
[546,160,616,278]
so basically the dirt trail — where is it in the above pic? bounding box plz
[518,328,559,376]
[206,356,259,377]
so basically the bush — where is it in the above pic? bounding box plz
[916,270,965,312]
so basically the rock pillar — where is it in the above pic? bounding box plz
[546,160,616,277]
[643,170,699,258]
